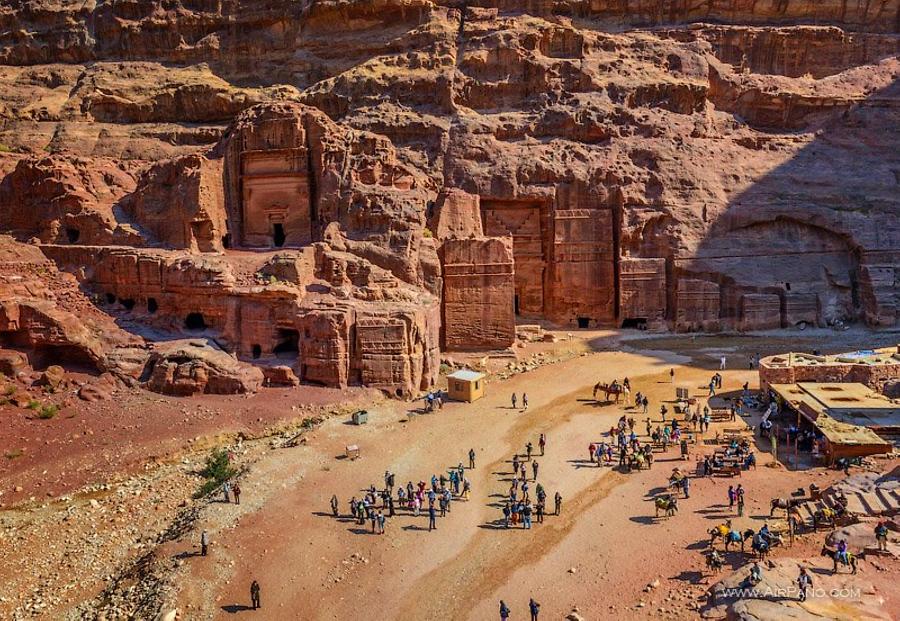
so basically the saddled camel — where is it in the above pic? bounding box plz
[593,382,626,403]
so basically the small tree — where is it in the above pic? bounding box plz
[194,448,238,498]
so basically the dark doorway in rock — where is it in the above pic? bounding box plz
[621,318,648,330]
[272,223,286,247]
[251,344,262,359]
[273,328,299,357]
[577,317,590,329]
[120,298,135,311]
[222,234,231,249]
[105,293,117,305]
[185,312,207,331]
[147,298,158,313]
[785,282,791,291]
[514,294,520,316]
[66,228,80,243]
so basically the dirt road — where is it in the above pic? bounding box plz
[173,346,780,619]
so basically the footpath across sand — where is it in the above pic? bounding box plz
[172,346,777,619]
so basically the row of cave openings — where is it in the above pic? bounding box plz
[103,293,301,360]
[104,292,157,314]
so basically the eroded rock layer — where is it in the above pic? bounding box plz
[0,0,897,393]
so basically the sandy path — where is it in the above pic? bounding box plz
[172,338,896,620]
[176,349,689,618]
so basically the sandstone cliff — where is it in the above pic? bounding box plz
[0,0,896,393]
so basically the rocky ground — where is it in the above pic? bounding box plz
[2,328,898,619]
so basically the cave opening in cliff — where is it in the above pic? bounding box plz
[65,228,80,243]
[252,344,262,359]
[621,317,647,330]
[273,328,299,357]
[577,317,590,329]
[147,298,158,313]
[222,234,231,249]
[514,294,520,316]
[120,298,135,311]
[0,339,101,374]
[272,223,286,247]
[105,293,116,305]
[185,312,207,331]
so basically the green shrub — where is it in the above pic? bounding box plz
[4,385,16,396]
[194,448,237,499]
[27,399,40,410]
[36,404,58,419]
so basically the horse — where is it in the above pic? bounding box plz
[769,497,800,517]
[709,523,731,546]
[722,528,755,553]
[821,545,861,574]
[593,382,625,403]
[751,533,771,560]
[813,502,847,530]
[654,495,678,518]
[705,549,724,574]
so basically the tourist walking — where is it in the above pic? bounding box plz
[330,494,339,517]
[529,597,541,621]
[526,442,533,461]
[727,485,736,509]
[222,481,231,503]
[642,395,649,415]
[669,368,675,383]
[554,491,562,515]
[500,600,511,621]
[469,447,476,469]
[428,504,437,531]
[532,460,539,481]
[522,393,529,410]
[511,393,517,409]
[250,579,261,609]
[200,530,209,556]
[876,520,889,551]
[720,355,726,370]
[233,482,241,505]
[797,567,812,601]
[539,433,546,456]
[736,484,745,517]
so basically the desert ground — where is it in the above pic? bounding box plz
[3,328,897,620]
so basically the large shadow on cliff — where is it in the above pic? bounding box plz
[577,76,898,374]
[683,76,900,331]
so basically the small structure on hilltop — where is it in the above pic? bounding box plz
[768,382,896,464]
[447,369,486,402]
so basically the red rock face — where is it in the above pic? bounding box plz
[0,1,897,393]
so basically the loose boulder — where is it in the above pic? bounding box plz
[144,339,263,396]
